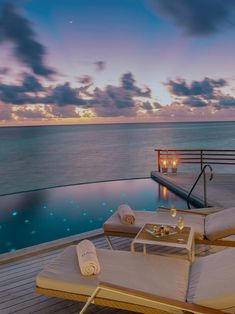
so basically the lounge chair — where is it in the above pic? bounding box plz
[36,245,235,313]
[103,206,235,248]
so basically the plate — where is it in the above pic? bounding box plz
[145,228,177,238]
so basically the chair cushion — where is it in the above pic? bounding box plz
[37,245,190,303]
[187,248,235,310]
[205,207,235,241]
[103,210,205,240]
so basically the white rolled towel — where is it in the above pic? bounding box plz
[118,204,135,224]
[76,240,101,276]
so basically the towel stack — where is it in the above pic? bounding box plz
[76,240,101,276]
[118,204,135,224]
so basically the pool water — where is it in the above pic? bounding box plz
[0,178,189,254]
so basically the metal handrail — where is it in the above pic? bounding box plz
[187,165,213,209]
[156,149,235,172]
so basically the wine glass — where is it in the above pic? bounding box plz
[170,208,177,218]
[170,208,177,230]
[177,216,185,242]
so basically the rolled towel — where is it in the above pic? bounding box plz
[76,240,101,276]
[118,204,135,224]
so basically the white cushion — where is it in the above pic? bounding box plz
[37,245,190,303]
[187,248,235,310]
[205,207,235,241]
[104,210,205,240]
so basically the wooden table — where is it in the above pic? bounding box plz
[131,223,195,261]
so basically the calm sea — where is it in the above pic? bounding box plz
[1,121,235,195]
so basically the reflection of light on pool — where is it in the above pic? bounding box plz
[1,178,190,254]
[162,186,168,199]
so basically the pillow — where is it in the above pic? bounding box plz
[187,248,235,310]
[205,207,235,241]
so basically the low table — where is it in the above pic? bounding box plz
[131,223,195,261]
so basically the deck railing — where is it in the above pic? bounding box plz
[155,149,235,172]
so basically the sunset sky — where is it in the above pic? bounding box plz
[1,0,235,125]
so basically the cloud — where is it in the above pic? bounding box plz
[167,77,227,99]
[90,72,151,117]
[215,95,235,109]
[77,75,93,85]
[0,73,44,104]
[0,2,54,76]
[44,83,87,106]
[121,72,151,97]
[141,101,153,111]
[0,67,9,75]
[167,76,235,111]
[0,102,12,120]
[94,61,106,72]
[2,71,234,122]
[153,102,162,109]
[0,74,89,106]
[22,74,44,92]
[183,97,208,107]
[49,105,80,118]
[149,0,235,35]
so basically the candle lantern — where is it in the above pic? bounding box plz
[172,160,177,174]
[162,160,168,174]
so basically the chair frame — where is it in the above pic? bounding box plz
[36,282,224,314]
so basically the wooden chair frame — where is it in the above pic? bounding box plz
[36,282,224,314]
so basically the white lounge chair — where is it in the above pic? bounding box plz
[103,206,235,248]
[36,245,235,313]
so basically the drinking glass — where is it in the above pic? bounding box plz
[170,208,177,230]
[177,216,185,242]
[170,208,177,218]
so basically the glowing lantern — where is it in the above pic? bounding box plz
[162,160,168,174]
[172,160,177,174]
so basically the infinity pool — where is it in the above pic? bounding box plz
[0,178,190,254]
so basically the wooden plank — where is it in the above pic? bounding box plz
[31,300,77,314]
[1,295,53,313]
[12,299,69,314]
[0,250,62,274]
[0,282,34,299]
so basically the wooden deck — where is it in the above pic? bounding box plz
[151,171,235,208]
[0,233,227,314]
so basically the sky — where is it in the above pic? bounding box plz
[1,0,235,125]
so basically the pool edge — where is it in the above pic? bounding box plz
[0,228,103,265]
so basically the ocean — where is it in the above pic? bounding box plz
[1,121,235,195]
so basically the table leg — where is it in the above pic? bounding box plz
[188,241,195,262]
[143,244,146,255]
[191,240,195,262]
[131,242,135,253]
